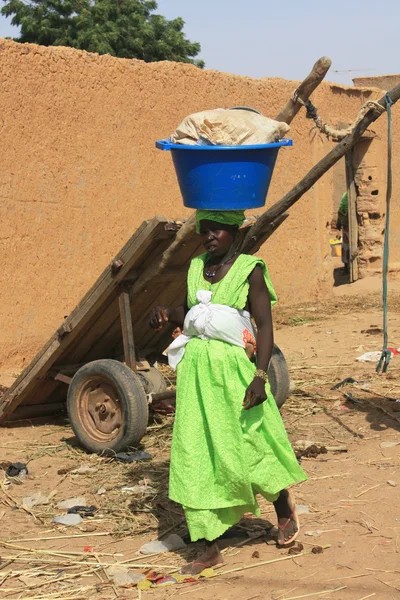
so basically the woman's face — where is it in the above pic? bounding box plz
[199,220,235,258]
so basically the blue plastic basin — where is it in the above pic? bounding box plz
[156,139,292,210]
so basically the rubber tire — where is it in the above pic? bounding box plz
[67,359,148,454]
[138,367,167,395]
[268,344,290,410]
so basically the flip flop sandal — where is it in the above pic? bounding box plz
[277,490,300,546]
[180,561,216,576]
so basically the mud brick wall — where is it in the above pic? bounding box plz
[352,138,385,277]
[0,40,398,371]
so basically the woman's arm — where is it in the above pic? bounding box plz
[243,266,274,410]
[149,296,189,330]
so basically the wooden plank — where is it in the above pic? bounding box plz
[345,152,359,282]
[0,218,169,421]
[118,290,136,370]
[61,236,174,365]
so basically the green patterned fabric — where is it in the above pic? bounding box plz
[195,210,246,234]
[169,253,307,542]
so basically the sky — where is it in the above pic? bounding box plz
[0,0,398,86]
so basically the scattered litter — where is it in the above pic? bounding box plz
[96,487,107,495]
[296,504,310,515]
[84,545,95,552]
[139,534,186,554]
[288,542,304,555]
[387,480,398,487]
[252,551,260,559]
[331,377,358,390]
[116,451,153,463]
[72,465,98,475]
[67,505,97,517]
[138,567,215,590]
[356,350,398,363]
[53,513,83,526]
[57,496,86,510]
[121,485,156,495]
[305,530,323,537]
[343,392,362,406]
[22,492,49,510]
[106,565,145,587]
[380,441,399,449]
[312,545,324,554]
[6,462,28,478]
[356,351,383,363]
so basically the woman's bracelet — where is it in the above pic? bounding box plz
[254,369,269,382]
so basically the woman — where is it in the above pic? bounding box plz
[149,210,306,574]
[337,192,350,274]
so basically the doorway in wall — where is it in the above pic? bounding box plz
[330,153,359,286]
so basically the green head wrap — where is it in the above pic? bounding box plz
[195,210,246,234]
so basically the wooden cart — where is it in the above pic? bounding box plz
[0,216,290,454]
[3,57,395,454]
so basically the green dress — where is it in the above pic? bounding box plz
[169,253,307,542]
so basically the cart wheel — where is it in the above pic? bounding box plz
[268,345,290,410]
[138,367,167,395]
[67,359,148,454]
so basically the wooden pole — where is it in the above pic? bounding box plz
[241,83,400,254]
[275,56,332,124]
[118,289,136,371]
[345,152,359,282]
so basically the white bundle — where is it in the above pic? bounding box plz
[171,108,290,146]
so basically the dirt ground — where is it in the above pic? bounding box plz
[1,281,400,600]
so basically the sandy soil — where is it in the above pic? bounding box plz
[1,285,400,600]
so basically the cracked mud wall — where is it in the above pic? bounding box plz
[0,40,398,370]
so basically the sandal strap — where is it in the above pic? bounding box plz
[278,513,294,532]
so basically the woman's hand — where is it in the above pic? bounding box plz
[149,306,170,330]
[242,376,267,410]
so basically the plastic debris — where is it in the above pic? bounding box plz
[380,441,399,449]
[356,350,398,363]
[72,464,98,474]
[138,567,215,590]
[343,392,362,406]
[331,377,359,390]
[296,504,310,515]
[53,513,83,526]
[356,351,383,363]
[6,462,28,478]
[139,534,187,554]
[305,530,323,537]
[106,565,145,587]
[67,505,97,517]
[115,451,153,463]
[387,480,398,487]
[96,487,107,495]
[57,496,86,510]
[22,492,49,510]
[121,485,155,495]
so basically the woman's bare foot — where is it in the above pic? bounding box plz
[181,541,223,576]
[273,489,299,546]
